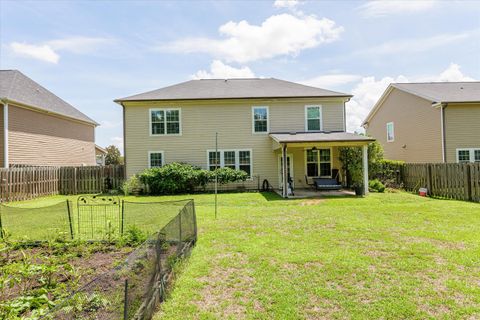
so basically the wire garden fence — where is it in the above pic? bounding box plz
[41,200,197,319]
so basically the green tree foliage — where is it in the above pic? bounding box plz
[339,141,384,188]
[104,145,122,165]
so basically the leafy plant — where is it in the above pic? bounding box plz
[120,225,147,247]
[369,179,386,193]
[139,162,248,195]
[121,175,142,196]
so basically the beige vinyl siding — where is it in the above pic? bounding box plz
[8,104,95,166]
[366,88,442,163]
[444,103,480,163]
[124,98,345,185]
[0,104,4,167]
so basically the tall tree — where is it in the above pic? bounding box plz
[105,145,122,165]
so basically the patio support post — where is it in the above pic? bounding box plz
[362,144,369,195]
[282,144,288,198]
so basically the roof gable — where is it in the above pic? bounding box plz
[363,81,480,126]
[0,70,97,125]
[115,78,352,102]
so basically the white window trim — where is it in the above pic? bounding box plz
[386,122,394,142]
[149,108,182,136]
[148,151,165,168]
[304,147,333,178]
[305,105,323,132]
[206,149,253,179]
[456,148,480,163]
[252,106,269,134]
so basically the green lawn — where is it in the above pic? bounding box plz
[4,192,480,319]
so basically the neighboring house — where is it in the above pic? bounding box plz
[115,78,373,197]
[363,82,480,163]
[0,70,98,167]
[95,145,107,165]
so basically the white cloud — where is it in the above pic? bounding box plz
[273,0,300,9]
[100,120,122,129]
[358,32,471,56]
[191,60,255,79]
[10,42,60,63]
[160,13,343,63]
[9,36,113,63]
[301,74,361,89]
[418,63,476,82]
[359,0,436,17]
[345,63,475,132]
[47,36,114,54]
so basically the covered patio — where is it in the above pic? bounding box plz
[269,132,375,198]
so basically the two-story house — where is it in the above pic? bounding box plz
[0,70,98,167]
[363,82,480,163]
[115,78,373,197]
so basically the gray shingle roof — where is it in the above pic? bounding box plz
[0,70,97,125]
[270,131,375,143]
[115,78,352,102]
[392,82,480,103]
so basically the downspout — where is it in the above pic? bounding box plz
[1,100,8,168]
[434,102,447,163]
[121,102,127,177]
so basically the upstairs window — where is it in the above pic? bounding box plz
[252,106,269,133]
[148,151,164,168]
[457,148,480,163]
[386,122,394,142]
[305,105,322,131]
[207,149,252,177]
[150,108,181,135]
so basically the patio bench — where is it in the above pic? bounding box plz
[313,178,342,191]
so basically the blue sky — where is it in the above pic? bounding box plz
[1,0,479,152]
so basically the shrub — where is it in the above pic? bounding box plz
[138,162,248,195]
[121,175,142,196]
[371,159,405,188]
[369,179,386,193]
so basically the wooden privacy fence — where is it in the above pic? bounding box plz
[0,165,125,202]
[402,163,480,202]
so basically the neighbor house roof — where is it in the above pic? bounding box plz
[95,145,107,154]
[0,70,97,125]
[392,82,480,103]
[115,78,352,102]
[270,131,375,144]
[362,81,480,126]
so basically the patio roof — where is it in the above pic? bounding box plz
[269,131,375,144]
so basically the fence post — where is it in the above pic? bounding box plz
[466,164,472,202]
[66,200,74,240]
[179,208,183,246]
[0,206,3,239]
[123,279,128,320]
[121,200,125,235]
[427,164,433,196]
[192,200,197,244]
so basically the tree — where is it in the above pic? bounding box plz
[105,145,122,165]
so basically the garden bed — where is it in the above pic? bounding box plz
[0,241,134,319]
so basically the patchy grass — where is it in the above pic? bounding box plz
[4,192,480,319]
[152,192,479,319]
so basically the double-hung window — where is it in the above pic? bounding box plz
[252,106,269,133]
[457,148,480,163]
[207,149,252,177]
[148,151,164,168]
[305,105,322,131]
[305,148,331,177]
[386,122,394,142]
[150,108,181,135]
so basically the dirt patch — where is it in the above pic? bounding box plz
[192,252,263,318]
[300,199,326,206]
